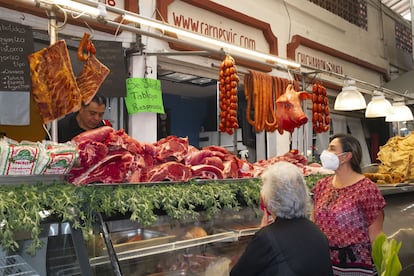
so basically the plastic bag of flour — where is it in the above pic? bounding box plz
[37,141,77,175]
[0,139,10,175]
[2,141,42,175]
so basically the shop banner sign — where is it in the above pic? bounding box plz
[125,78,165,114]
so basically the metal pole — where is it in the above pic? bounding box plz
[48,10,58,142]
[411,0,414,62]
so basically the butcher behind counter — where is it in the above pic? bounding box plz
[53,93,112,143]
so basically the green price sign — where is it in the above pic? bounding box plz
[125,78,165,114]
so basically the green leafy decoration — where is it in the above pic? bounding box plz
[0,178,262,255]
[372,232,402,276]
[304,174,327,190]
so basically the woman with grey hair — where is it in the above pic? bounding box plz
[230,161,333,276]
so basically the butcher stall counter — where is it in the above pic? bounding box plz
[0,177,413,275]
[0,177,262,276]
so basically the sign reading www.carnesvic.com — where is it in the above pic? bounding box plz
[156,0,278,56]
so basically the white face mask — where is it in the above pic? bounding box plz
[320,150,345,171]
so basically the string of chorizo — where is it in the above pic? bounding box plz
[265,76,278,132]
[218,55,239,135]
[244,72,256,127]
[312,82,330,133]
[77,32,96,61]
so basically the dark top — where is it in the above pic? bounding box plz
[230,217,333,276]
[57,112,105,143]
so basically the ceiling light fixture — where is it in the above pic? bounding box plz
[122,14,300,68]
[39,0,300,68]
[385,97,414,122]
[365,90,393,118]
[42,0,107,17]
[334,79,366,111]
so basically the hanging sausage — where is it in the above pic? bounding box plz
[311,82,330,133]
[218,55,239,135]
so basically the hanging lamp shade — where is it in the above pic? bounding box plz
[385,98,414,122]
[365,91,393,118]
[334,80,366,110]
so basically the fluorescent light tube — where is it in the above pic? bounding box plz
[123,14,300,68]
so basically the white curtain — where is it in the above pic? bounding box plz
[0,92,30,125]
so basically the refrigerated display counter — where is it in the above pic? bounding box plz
[2,179,413,276]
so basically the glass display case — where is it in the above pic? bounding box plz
[44,207,262,276]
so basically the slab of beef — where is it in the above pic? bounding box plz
[253,150,308,177]
[71,126,114,144]
[184,150,214,165]
[237,159,254,178]
[191,164,224,180]
[28,40,81,123]
[76,140,108,168]
[146,162,192,182]
[68,128,257,184]
[184,150,224,169]
[68,152,134,185]
[223,158,239,179]
[202,145,229,157]
[155,136,189,163]
[76,55,110,105]
[106,129,143,155]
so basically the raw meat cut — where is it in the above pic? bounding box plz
[276,84,311,134]
[67,128,258,184]
[76,140,108,168]
[106,129,143,154]
[191,164,225,180]
[201,145,228,157]
[202,156,224,170]
[237,159,254,178]
[184,150,224,169]
[252,150,308,177]
[146,162,192,182]
[71,126,114,144]
[184,150,215,166]
[155,136,189,162]
[222,158,239,179]
[28,40,81,123]
[68,152,134,185]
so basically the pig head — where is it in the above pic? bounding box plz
[276,84,311,134]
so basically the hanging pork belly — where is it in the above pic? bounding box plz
[28,40,81,123]
[76,32,110,105]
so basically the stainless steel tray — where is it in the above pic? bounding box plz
[0,174,66,186]
[89,177,260,187]
[109,229,175,253]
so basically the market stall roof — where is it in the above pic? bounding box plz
[382,0,411,21]
[383,70,414,102]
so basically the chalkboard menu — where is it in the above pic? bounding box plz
[0,19,33,92]
[93,40,127,98]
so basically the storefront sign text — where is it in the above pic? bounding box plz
[297,52,343,74]
[125,78,165,114]
[171,12,256,50]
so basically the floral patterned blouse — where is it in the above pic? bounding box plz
[313,176,386,271]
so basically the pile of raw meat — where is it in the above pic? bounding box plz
[67,126,320,185]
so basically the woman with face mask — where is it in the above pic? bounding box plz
[313,133,386,275]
